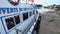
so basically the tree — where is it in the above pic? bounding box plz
[35,5,42,9]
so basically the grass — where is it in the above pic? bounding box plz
[55,12,60,15]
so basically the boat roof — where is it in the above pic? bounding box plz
[0,0,33,8]
[0,0,35,17]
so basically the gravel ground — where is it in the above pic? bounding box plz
[38,12,60,34]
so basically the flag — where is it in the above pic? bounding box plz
[28,0,34,2]
[20,0,34,4]
[27,0,34,4]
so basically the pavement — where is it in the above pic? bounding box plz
[38,12,60,34]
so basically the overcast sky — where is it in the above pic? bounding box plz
[34,0,60,6]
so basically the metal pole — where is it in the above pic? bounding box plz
[26,0,27,4]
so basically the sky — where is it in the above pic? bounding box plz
[34,0,60,6]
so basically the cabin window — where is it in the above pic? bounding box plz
[23,12,28,21]
[36,11,38,14]
[14,15,20,24]
[5,15,20,30]
[33,11,35,14]
[29,12,32,16]
[5,17,15,30]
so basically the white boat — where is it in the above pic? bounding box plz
[0,0,41,34]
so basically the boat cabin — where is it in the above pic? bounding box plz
[0,0,40,34]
